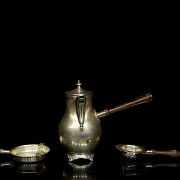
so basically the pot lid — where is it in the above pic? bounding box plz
[65,80,93,97]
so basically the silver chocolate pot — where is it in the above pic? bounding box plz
[58,80,152,162]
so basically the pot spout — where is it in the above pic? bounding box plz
[97,93,153,118]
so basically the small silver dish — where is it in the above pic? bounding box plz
[116,144,180,159]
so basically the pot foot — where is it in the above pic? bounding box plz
[67,152,94,162]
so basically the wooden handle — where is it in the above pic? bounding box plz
[108,93,153,114]
[152,150,180,157]
[97,93,152,118]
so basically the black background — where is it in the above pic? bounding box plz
[0,3,179,178]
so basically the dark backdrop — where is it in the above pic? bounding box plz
[1,53,179,152]
[0,8,179,160]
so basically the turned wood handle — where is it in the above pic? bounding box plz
[108,93,153,114]
[152,150,180,157]
[97,93,153,118]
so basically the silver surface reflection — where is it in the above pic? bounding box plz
[119,161,180,176]
[63,161,95,180]
[0,161,47,174]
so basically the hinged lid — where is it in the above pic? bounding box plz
[65,80,93,98]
